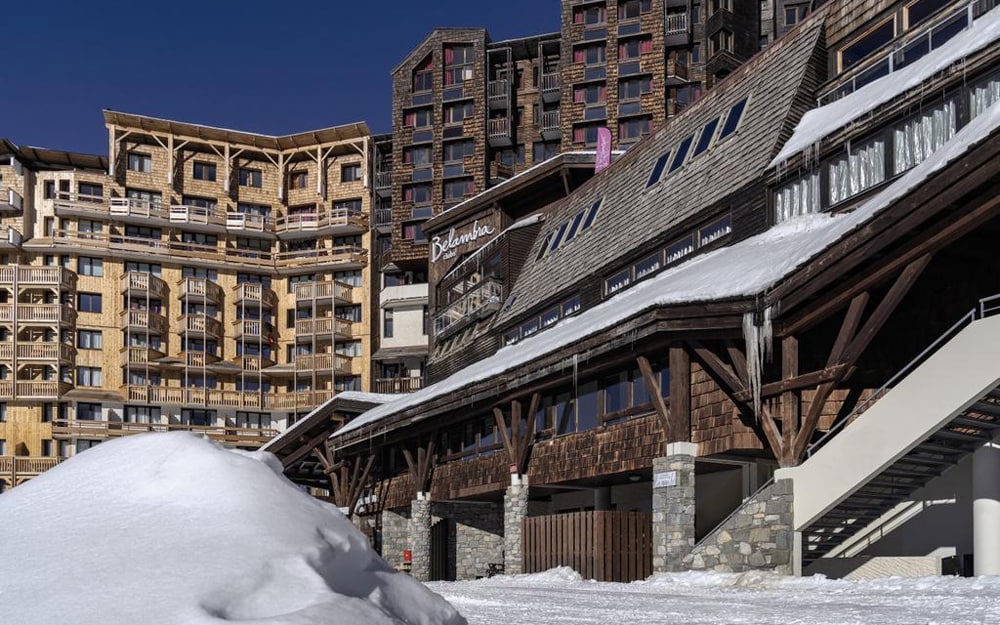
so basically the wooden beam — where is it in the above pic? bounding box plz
[726,342,748,387]
[688,342,744,397]
[518,393,541,475]
[734,364,848,401]
[636,355,671,439]
[494,407,516,466]
[311,447,333,473]
[668,346,691,443]
[780,336,799,466]
[280,428,334,467]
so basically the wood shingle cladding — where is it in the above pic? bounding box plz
[494,16,828,328]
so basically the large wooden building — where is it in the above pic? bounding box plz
[274,0,1000,581]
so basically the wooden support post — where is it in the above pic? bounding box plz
[494,407,515,466]
[668,347,691,443]
[519,393,541,475]
[780,336,799,466]
[637,355,671,440]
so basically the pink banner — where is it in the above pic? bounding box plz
[595,127,612,173]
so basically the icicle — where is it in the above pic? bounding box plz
[743,306,774,420]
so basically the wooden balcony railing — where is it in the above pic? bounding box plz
[540,72,560,94]
[294,280,354,302]
[108,197,167,219]
[15,343,76,362]
[0,266,76,290]
[275,245,366,269]
[120,272,168,298]
[225,212,272,232]
[275,209,366,235]
[233,319,275,338]
[178,277,224,304]
[120,386,270,412]
[293,353,353,373]
[51,419,278,447]
[169,204,226,228]
[179,314,224,338]
[373,377,424,394]
[0,456,64,486]
[294,317,354,338]
[120,309,169,335]
[233,283,278,309]
[0,304,77,326]
[268,389,335,411]
[123,346,165,364]
[11,381,72,399]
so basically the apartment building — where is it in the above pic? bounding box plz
[376,1,777,392]
[0,113,375,488]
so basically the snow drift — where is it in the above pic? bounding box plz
[0,432,466,625]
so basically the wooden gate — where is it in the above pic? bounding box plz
[522,510,652,582]
[430,518,452,581]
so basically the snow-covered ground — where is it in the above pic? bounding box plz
[429,567,1000,625]
[0,433,464,625]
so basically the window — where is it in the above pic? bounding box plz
[573,4,606,25]
[341,163,362,183]
[402,221,427,242]
[126,188,162,209]
[443,139,475,162]
[618,0,651,20]
[619,117,652,142]
[78,182,103,203]
[699,214,732,246]
[404,183,432,204]
[619,37,653,60]
[582,199,602,231]
[691,42,702,63]
[78,256,103,277]
[647,151,672,187]
[905,0,948,28]
[564,211,586,244]
[619,77,652,100]
[693,118,720,157]
[573,124,602,145]
[839,18,895,71]
[829,138,886,205]
[692,3,701,24]
[78,330,102,350]
[443,101,475,125]
[444,45,474,86]
[193,162,216,181]
[422,305,429,335]
[970,74,1000,120]
[443,178,474,200]
[549,222,569,253]
[533,142,559,162]
[710,0,731,14]
[710,29,733,55]
[719,98,748,139]
[606,268,632,295]
[785,3,809,25]
[635,253,661,280]
[43,180,55,199]
[413,58,434,92]
[182,196,217,212]
[125,262,161,277]
[77,367,102,387]
[0,439,7,456]
[669,136,694,172]
[666,235,694,264]
[289,171,308,189]
[573,84,607,105]
[239,168,262,187]
[405,107,433,128]
[893,99,956,174]
[573,44,606,65]
[383,309,394,338]
[182,409,216,427]
[125,406,161,424]
[774,173,820,223]
[78,220,103,239]
[404,145,433,167]
[0,403,5,423]
[76,403,101,420]
[78,293,102,313]
[127,152,152,173]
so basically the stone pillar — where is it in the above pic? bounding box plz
[504,474,529,575]
[410,493,432,582]
[652,442,697,572]
[973,439,1000,575]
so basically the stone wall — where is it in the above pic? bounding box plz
[682,478,794,574]
[504,480,529,575]
[411,497,432,581]
[380,507,410,568]
[652,446,696,572]
[432,500,504,581]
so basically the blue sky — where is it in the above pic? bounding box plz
[2,0,559,155]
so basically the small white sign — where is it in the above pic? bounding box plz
[654,471,678,488]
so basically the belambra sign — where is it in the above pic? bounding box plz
[431,219,496,262]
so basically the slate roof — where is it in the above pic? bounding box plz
[493,15,827,327]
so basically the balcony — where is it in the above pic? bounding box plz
[294,280,354,304]
[0,225,22,250]
[181,351,221,368]
[178,277,224,305]
[434,278,502,338]
[268,389,335,411]
[375,171,392,199]
[664,56,688,87]
[488,78,510,110]
[233,355,275,372]
[121,309,168,335]
[14,342,76,363]
[233,319,276,339]
[374,207,393,234]
[122,346,166,365]
[295,317,354,340]
[51,190,112,217]
[0,266,76,290]
[380,283,429,308]
[275,245,367,271]
[225,212,272,233]
[293,353,353,374]
[121,272,168,299]
[4,381,73,400]
[0,304,77,326]
[540,110,562,141]
[233,283,278,310]
[488,117,513,148]
[108,197,168,222]
[169,204,226,231]
[665,12,690,47]
[0,456,64,486]
[540,73,561,104]
[373,376,424,394]
[179,314,224,339]
[275,209,367,239]
[51,417,278,448]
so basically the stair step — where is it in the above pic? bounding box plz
[951,416,1000,430]
[896,455,952,467]
[913,441,966,454]
[933,429,991,443]
[969,401,1000,417]
[867,478,921,489]
[883,468,939,479]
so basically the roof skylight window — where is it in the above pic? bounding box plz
[719,98,748,139]
[669,135,694,172]
[646,151,671,187]
[693,117,720,156]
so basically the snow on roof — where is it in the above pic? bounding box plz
[0,433,464,625]
[334,102,1000,442]
[770,8,1000,167]
[260,391,404,453]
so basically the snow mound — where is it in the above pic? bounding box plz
[0,433,466,625]
[475,566,584,585]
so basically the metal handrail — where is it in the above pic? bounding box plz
[806,293,1000,458]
